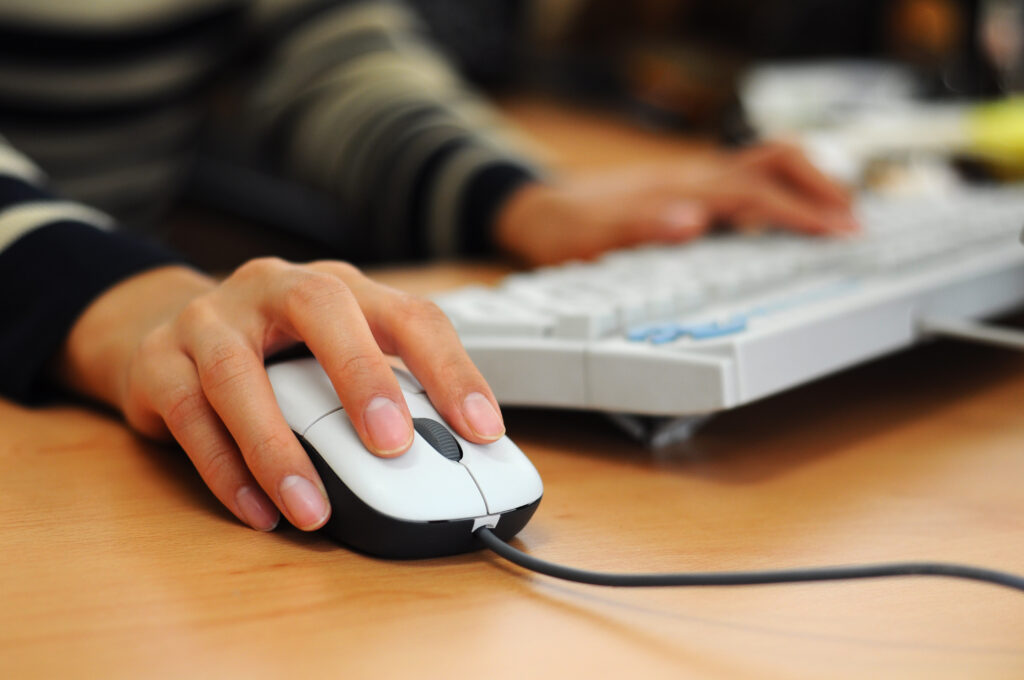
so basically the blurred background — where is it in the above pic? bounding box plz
[166,0,1024,269]
[410,0,1024,186]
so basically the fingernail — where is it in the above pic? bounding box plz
[236,485,280,532]
[364,396,413,454]
[279,475,330,530]
[462,392,505,440]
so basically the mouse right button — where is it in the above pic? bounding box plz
[457,438,544,515]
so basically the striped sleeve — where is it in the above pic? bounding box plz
[0,0,244,227]
[244,0,542,260]
[0,136,185,402]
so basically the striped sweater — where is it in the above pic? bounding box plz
[0,0,539,401]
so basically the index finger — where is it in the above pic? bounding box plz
[262,265,415,458]
[178,309,331,531]
[308,261,507,446]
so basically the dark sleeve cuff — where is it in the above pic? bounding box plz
[458,161,540,256]
[0,220,188,403]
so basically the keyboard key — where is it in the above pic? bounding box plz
[436,288,555,337]
[500,283,619,338]
[435,186,1024,420]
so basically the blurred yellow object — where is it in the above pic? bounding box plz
[969,96,1024,177]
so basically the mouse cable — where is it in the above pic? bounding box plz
[474,527,1024,593]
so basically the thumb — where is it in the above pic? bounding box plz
[657,201,711,238]
[620,201,710,247]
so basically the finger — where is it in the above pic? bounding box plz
[140,350,280,531]
[738,143,855,211]
[708,177,854,236]
[311,262,507,444]
[613,200,712,249]
[177,298,331,531]
[260,263,415,457]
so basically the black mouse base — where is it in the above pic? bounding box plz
[301,435,541,559]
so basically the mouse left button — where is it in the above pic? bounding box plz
[456,437,543,515]
[391,366,425,394]
[267,358,344,434]
[303,410,488,521]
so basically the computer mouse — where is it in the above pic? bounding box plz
[266,356,543,558]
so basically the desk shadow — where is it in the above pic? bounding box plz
[138,440,501,560]
[135,438,242,522]
[135,439,342,554]
[502,338,1024,485]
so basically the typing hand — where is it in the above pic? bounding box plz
[55,259,505,532]
[495,143,857,266]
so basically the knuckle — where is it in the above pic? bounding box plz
[177,297,218,332]
[234,256,289,282]
[161,385,208,432]
[194,444,240,488]
[337,350,388,382]
[200,341,256,391]
[135,325,170,360]
[283,272,350,316]
[245,431,294,468]
[394,293,449,327]
[317,260,360,280]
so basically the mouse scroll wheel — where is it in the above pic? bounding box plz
[412,418,463,462]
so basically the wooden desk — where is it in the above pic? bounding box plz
[3,263,1024,678]
[4,101,1024,679]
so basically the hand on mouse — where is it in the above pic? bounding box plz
[54,258,505,533]
[495,142,858,266]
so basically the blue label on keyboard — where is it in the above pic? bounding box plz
[648,325,688,344]
[629,317,748,344]
[626,279,858,345]
[626,324,666,342]
[687,317,748,340]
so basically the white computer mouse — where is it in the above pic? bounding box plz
[266,356,543,558]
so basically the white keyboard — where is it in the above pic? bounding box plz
[436,186,1024,419]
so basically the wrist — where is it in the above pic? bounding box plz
[493,181,564,264]
[55,265,215,410]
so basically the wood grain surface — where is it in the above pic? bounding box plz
[2,98,1023,680]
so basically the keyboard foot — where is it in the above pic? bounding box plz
[604,412,713,448]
